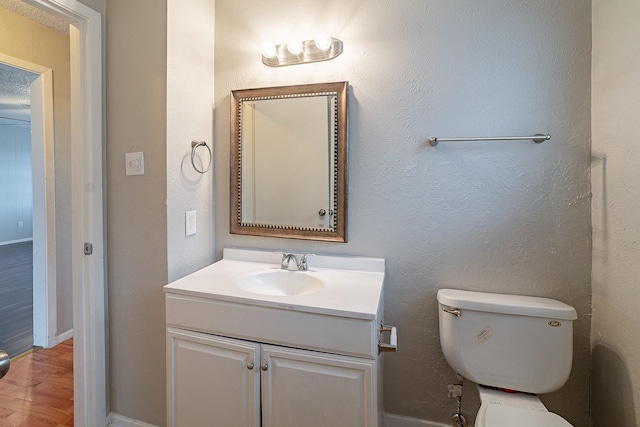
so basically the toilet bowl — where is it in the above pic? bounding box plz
[436,289,577,427]
[475,386,572,427]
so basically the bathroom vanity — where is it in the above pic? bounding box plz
[164,248,393,427]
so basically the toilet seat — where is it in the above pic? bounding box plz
[476,404,573,427]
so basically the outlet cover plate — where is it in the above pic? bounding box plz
[186,210,196,236]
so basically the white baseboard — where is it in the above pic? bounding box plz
[0,237,33,246]
[106,411,451,427]
[107,413,159,427]
[384,412,453,427]
[55,329,74,346]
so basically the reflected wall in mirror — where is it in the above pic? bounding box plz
[231,82,348,242]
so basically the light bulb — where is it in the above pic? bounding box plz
[261,42,277,59]
[315,34,332,51]
[286,40,303,55]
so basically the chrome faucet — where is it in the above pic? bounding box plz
[298,253,315,271]
[280,253,299,270]
[279,252,316,271]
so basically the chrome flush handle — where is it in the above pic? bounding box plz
[441,305,462,317]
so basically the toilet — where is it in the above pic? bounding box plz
[437,289,577,427]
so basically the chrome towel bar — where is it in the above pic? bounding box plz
[428,133,550,147]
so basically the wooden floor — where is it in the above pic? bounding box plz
[0,339,73,426]
[0,241,33,357]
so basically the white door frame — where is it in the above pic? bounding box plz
[23,1,106,426]
[0,53,58,349]
[29,67,58,348]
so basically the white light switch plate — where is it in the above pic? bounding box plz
[186,210,196,236]
[125,152,145,176]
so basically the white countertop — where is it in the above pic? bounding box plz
[164,248,386,320]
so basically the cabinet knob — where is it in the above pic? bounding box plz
[247,362,254,370]
[261,363,269,371]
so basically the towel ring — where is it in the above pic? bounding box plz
[191,140,212,174]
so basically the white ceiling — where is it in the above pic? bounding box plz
[0,0,69,127]
[0,0,69,34]
[0,64,37,126]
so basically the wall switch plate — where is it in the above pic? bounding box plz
[125,152,145,176]
[18,221,23,228]
[185,210,196,236]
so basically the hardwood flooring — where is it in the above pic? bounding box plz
[0,339,73,426]
[0,241,33,357]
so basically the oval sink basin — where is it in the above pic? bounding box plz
[235,270,325,296]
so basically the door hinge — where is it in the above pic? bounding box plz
[84,242,93,255]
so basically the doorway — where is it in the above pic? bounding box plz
[0,57,59,359]
[1,1,106,426]
[0,62,37,357]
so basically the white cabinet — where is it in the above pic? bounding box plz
[167,329,260,427]
[167,327,378,427]
[164,249,391,427]
[261,345,375,427]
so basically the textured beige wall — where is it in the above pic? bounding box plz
[105,1,168,424]
[591,0,640,425]
[166,0,215,283]
[0,6,73,336]
[100,1,594,425]
[215,1,592,425]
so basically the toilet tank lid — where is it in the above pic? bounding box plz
[437,289,577,320]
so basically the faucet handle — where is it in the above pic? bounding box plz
[298,253,316,271]
[279,252,298,270]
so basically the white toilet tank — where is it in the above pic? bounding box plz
[437,289,577,394]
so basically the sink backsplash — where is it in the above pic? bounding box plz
[223,248,385,273]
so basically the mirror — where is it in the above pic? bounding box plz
[231,82,348,242]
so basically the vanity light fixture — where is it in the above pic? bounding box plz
[261,36,343,67]
[286,40,303,55]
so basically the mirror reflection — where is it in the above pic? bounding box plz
[231,82,348,242]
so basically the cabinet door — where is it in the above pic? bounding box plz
[261,345,377,427]
[167,328,261,427]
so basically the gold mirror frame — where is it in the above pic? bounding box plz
[230,81,348,242]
